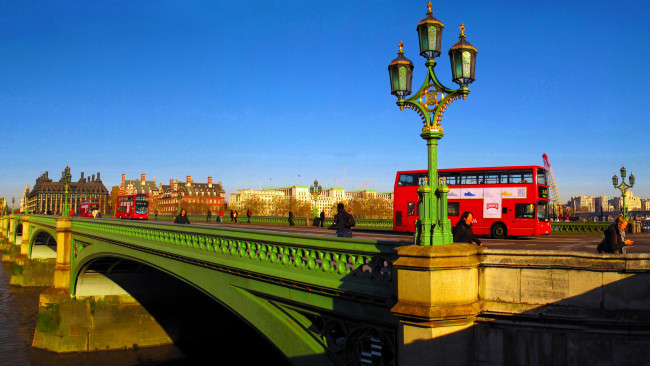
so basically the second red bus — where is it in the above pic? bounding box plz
[115,193,149,220]
[394,166,552,238]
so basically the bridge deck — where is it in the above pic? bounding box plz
[180,220,650,254]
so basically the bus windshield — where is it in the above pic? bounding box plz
[135,194,148,215]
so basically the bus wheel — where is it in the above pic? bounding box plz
[491,223,506,239]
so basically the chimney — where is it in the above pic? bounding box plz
[96,172,101,181]
[170,179,174,187]
[45,171,49,178]
[92,174,95,182]
[186,175,192,184]
[208,176,213,187]
[122,174,126,183]
[141,174,146,184]
[80,172,85,181]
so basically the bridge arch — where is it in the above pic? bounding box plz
[71,248,331,365]
[29,229,57,259]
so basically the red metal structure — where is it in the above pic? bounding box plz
[115,193,149,220]
[393,166,552,238]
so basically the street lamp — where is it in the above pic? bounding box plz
[309,179,322,218]
[61,165,72,216]
[388,2,477,246]
[177,191,183,215]
[612,164,635,219]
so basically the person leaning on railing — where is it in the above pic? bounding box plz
[597,214,633,254]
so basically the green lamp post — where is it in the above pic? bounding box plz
[177,191,183,215]
[309,179,323,218]
[612,164,635,219]
[12,197,15,215]
[61,165,72,216]
[388,1,477,246]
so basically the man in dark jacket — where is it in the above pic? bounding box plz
[320,210,325,227]
[334,203,355,238]
[453,211,482,246]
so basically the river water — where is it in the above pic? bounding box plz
[0,261,190,366]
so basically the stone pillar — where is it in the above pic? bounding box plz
[53,216,72,290]
[20,215,30,256]
[7,215,17,244]
[391,244,481,366]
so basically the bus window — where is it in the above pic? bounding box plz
[398,174,419,186]
[407,202,416,216]
[515,204,535,219]
[461,172,484,185]
[537,168,548,186]
[509,170,533,184]
[448,202,459,217]
[485,171,508,184]
[537,201,549,221]
[441,172,460,185]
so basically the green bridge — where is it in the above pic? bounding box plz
[2,214,650,365]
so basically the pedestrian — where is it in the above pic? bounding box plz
[334,203,355,238]
[234,210,238,223]
[207,209,212,222]
[155,209,158,220]
[453,211,482,246]
[598,214,633,254]
[174,208,190,224]
[219,210,224,223]
[230,210,234,223]
[247,209,252,223]
[320,210,325,227]
[288,211,295,226]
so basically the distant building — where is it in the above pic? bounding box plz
[157,176,225,216]
[609,192,641,212]
[28,167,110,214]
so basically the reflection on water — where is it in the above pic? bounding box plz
[0,261,188,366]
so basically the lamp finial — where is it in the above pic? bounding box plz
[427,1,433,15]
[398,40,404,53]
[459,23,466,37]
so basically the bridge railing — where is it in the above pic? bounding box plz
[551,221,609,233]
[70,218,399,301]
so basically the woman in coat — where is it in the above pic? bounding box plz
[453,211,482,246]
[174,208,190,224]
[598,215,633,254]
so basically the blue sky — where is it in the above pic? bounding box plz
[1,0,649,205]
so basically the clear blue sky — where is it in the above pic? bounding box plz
[1,0,649,205]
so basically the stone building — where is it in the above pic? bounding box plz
[28,166,110,214]
[156,176,225,216]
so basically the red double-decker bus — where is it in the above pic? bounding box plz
[78,199,100,217]
[115,193,149,220]
[394,166,551,238]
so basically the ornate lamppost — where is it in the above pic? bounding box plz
[61,165,72,216]
[177,191,183,215]
[612,164,635,219]
[12,197,15,215]
[388,2,477,246]
[309,179,323,218]
[23,189,29,214]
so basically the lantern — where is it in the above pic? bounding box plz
[620,165,627,178]
[388,41,414,100]
[612,174,619,187]
[417,1,444,60]
[629,172,635,186]
[449,24,477,87]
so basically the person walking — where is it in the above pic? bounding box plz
[218,210,224,223]
[234,210,238,223]
[453,211,482,246]
[598,215,633,254]
[320,210,325,227]
[288,211,295,226]
[154,209,158,220]
[174,208,190,224]
[207,209,212,222]
[230,210,234,223]
[334,203,355,238]
[247,209,252,224]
